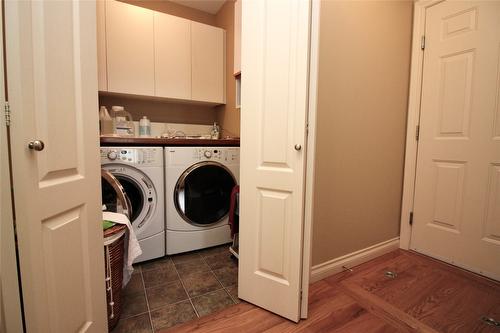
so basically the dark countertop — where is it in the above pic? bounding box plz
[100,136,240,147]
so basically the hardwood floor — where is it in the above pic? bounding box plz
[160,250,500,332]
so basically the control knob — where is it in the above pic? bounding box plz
[107,151,118,160]
[204,150,212,159]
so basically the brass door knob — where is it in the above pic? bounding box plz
[28,140,45,151]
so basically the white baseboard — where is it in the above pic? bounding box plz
[310,237,400,283]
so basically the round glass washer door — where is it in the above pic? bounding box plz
[174,161,236,227]
[102,165,156,230]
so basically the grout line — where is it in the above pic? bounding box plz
[138,266,154,333]
[171,257,201,318]
[119,311,150,321]
[199,250,238,305]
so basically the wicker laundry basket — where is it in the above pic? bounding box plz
[101,170,132,331]
[103,224,127,331]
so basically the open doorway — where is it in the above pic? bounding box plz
[3,0,314,331]
[98,0,315,330]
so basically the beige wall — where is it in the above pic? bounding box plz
[118,0,217,26]
[312,1,413,266]
[215,0,240,137]
[99,94,217,124]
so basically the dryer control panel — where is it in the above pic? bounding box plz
[165,147,240,166]
[195,148,239,163]
[100,147,163,167]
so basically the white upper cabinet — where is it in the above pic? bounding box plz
[97,0,107,91]
[105,0,155,96]
[234,0,241,75]
[97,1,226,104]
[191,22,225,104]
[154,13,191,100]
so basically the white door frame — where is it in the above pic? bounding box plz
[300,0,320,319]
[0,1,24,330]
[399,0,445,250]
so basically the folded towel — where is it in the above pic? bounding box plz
[102,211,142,286]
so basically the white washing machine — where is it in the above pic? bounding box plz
[165,147,239,254]
[101,147,165,263]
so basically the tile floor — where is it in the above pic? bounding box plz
[111,244,239,333]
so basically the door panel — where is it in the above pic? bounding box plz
[484,164,500,244]
[411,0,500,280]
[239,0,310,321]
[6,1,107,331]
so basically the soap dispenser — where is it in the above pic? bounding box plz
[211,122,220,139]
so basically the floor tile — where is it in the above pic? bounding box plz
[191,289,235,317]
[174,258,211,277]
[171,251,202,265]
[141,257,174,273]
[111,313,152,333]
[198,244,231,258]
[146,280,188,310]
[225,285,240,304]
[150,300,197,331]
[121,292,148,319]
[122,272,144,296]
[204,252,237,270]
[213,266,238,287]
[181,271,222,297]
[142,266,179,289]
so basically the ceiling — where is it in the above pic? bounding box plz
[169,0,226,14]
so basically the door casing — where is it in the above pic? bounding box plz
[0,1,24,330]
[400,0,445,250]
[300,0,321,319]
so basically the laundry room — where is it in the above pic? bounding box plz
[97,0,242,331]
[3,0,500,332]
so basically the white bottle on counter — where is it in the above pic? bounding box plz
[139,116,151,137]
[99,106,114,135]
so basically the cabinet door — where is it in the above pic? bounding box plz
[154,13,191,100]
[97,0,107,91]
[106,0,154,96]
[234,0,241,75]
[191,22,225,104]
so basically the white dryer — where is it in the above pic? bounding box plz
[101,147,165,263]
[165,147,239,254]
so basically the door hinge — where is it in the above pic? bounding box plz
[415,124,420,141]
[409,211,414,225]
[4,102,11,127]
[306,122,309,136]
[421,35,426,50]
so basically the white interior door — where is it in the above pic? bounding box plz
[239,0,311,322]
[411,0,500,280]
[5,1,107,331]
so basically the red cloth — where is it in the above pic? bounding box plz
[228,185,240,237]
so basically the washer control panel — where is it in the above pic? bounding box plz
[195,148,239,162]
[100,147,163,166]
